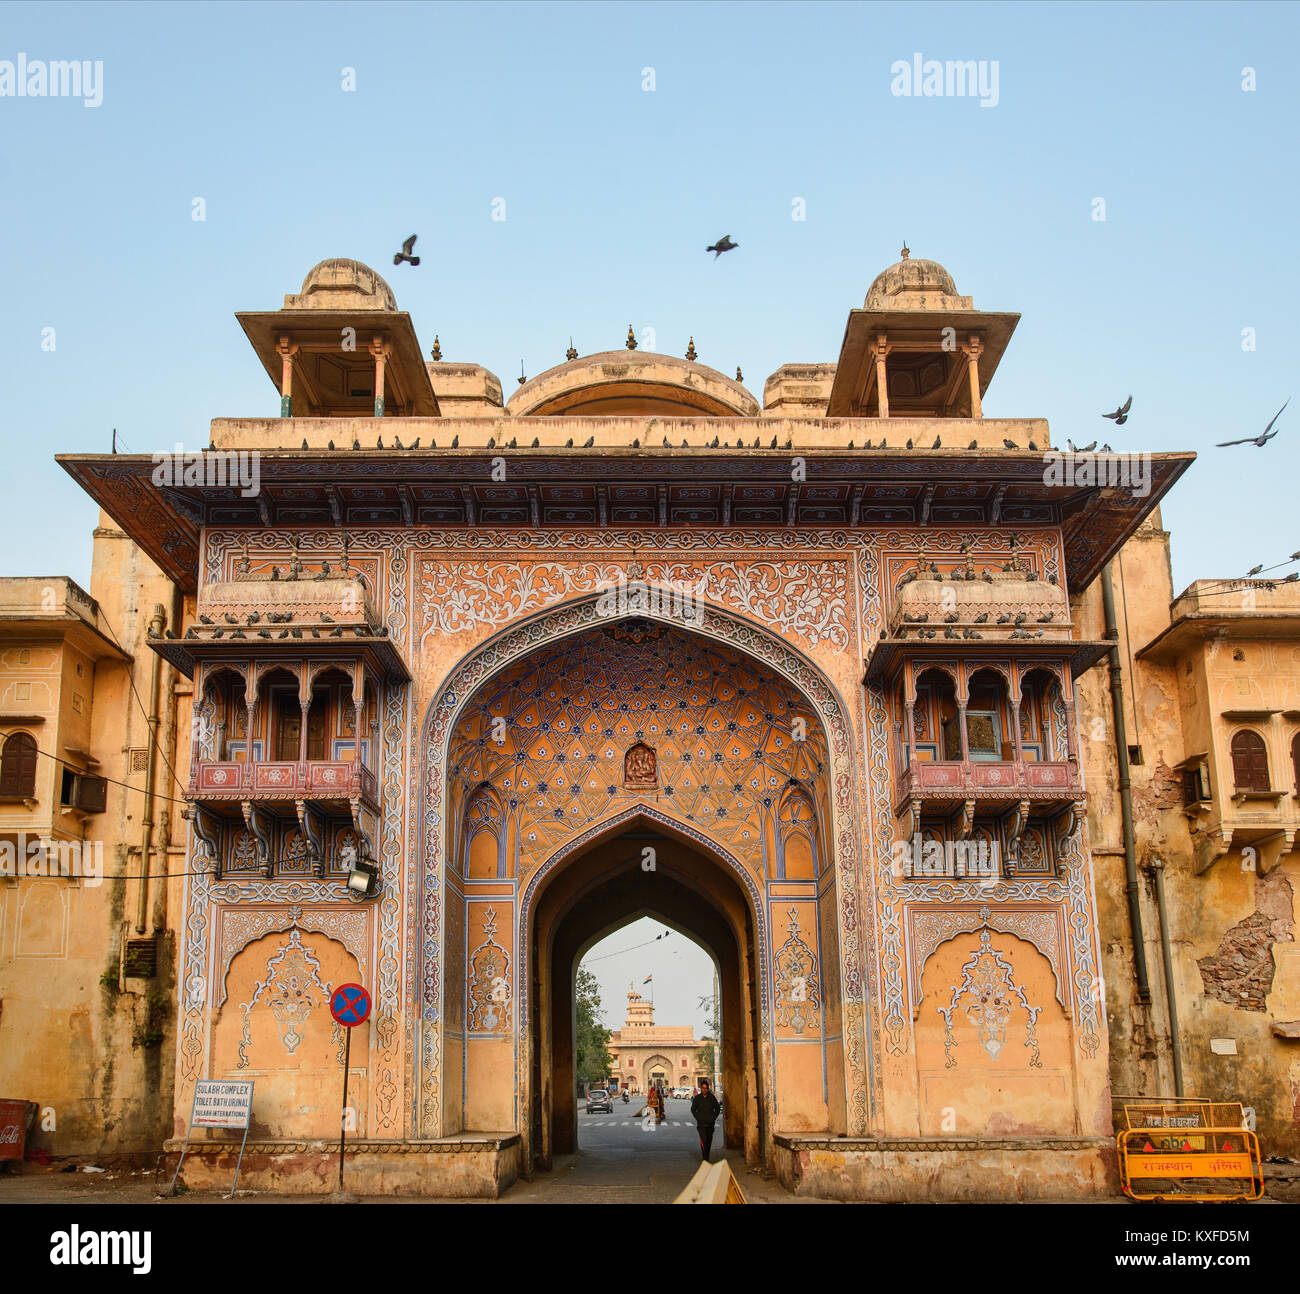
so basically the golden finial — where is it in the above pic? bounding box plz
[901,241,910,259]
[626,324,638,351]
[685,337,697,361]
[431,335,442,361]
[566,337,577,361]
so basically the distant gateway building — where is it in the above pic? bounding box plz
[606,987,706,1094]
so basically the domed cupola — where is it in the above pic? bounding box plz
[827,246,1019,419]
[237,258,438,418]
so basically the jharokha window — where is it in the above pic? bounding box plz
[0,732,38,798]
[1230,730,1270,793]
[272,686,330,763]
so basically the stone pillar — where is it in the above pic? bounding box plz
[872,334,891,418]
[1059,669,1079,766]
[962,337,984,418]
[370,336,390,417]
[352,665,366,768]
[956,671,971,762]
[1008,662,1023,763]
[277,336,298,418]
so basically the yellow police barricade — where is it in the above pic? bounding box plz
[1117,1099,1263,1202]
[674,1158,747,1204]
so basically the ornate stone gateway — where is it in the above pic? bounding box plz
[427,601,853,1170]
[57,251,1194,1198]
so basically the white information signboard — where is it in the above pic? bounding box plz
[165,1078,256,1197]
[193,1080,254,1129]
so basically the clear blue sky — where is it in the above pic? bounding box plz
[2,0,1296,592]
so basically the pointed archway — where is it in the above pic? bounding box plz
[416,590,874,1152]
[527,809,765,1172]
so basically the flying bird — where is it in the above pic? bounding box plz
[393,234,419,267]
[706,235,738,259]
[1216,398,1289,448]
[1103,395,1132,425]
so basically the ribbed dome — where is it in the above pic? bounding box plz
[865,250,960,309]
[291,258,397,311]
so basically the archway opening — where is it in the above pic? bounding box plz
[571,917,721,1155]
[529,820,764,1174]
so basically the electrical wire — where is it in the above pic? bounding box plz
[25,743,192,809]
[582,928,674,963]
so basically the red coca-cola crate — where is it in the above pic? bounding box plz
[0,1100,37,1163]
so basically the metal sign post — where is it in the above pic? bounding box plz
[165,1079,254,1198]
[328,983,372,1198]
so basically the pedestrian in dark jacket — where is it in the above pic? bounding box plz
[690,1079,721,1161]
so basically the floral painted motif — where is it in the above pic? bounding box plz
[938,929,1041,1069]
[467,908,511,1033]
[774,906,820,1034]
[237,930,331,1066]
[417,557,851,649]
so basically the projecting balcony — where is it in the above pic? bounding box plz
[895,755,1083,821]
[188,758,378,813]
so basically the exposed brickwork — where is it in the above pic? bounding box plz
[1132,757,1184,820]
[1197,872,1294,1011]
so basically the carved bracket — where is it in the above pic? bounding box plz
[1055,800,1084,859]
[957,798,975,841]
[192,805,223,879]
[1005,799,1030,868]
[351,797,379,864]
[1193,828,1233,876]
[296,799,328,878]
[241,800,274,877]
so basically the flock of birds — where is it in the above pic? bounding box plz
[388,233,1289,458]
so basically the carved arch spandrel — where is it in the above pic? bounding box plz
[214,906,372,1007]
[906,904,1071,1020]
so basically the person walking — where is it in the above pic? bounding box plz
[690,1078,721,1162]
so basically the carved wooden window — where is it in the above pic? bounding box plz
[0,732,38,798]
[1230,730,1270,792]
[966,711,1001,761]
[274,692,300,762]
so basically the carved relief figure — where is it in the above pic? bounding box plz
[624,741,657,790]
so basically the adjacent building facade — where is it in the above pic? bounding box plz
[1,249,1292,1199]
